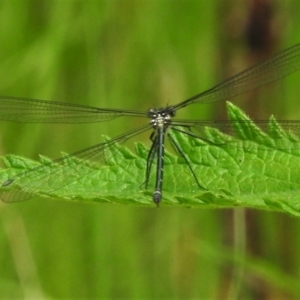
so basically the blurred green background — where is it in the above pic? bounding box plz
[1,1,300,299]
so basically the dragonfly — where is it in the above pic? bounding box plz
[1,43,300,206]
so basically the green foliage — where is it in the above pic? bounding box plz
[1,2,300,299]
[1,102,300,215]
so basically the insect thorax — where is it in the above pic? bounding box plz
[148,107,175,129]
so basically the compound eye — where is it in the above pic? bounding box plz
[147,108,157,118]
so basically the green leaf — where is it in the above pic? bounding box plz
[1,101,300,214]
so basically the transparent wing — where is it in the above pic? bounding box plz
[173,43,300,110]
[0,124,150,203]
[0,96,146,123]
[172,119,300,144]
